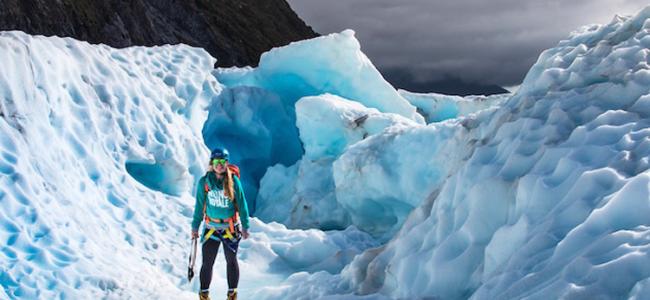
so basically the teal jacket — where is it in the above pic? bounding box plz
[191,172,250,231]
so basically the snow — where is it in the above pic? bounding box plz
[0,31,214,299]
[245,219,378,275]
[4,5,650,300]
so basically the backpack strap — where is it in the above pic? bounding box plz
[203,180,210,216]
[227,165,241,214]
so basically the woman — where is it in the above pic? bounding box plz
[192,147,250,300]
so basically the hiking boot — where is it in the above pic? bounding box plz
[199,290,210,300]
[227,289,237,300]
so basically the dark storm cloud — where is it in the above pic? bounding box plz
[287,0,648,87]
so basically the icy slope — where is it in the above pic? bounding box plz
[347,8,650,299]
[257,7,650,300]
[0,31,214,298]
[0,31,377,299]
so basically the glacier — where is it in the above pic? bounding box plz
[399,89,510,124]
[2,5,650,300]
[255,7,650,300]
[0,31,376,299]
[0,32,214,298]
[255,94,419,233]
[209,29,424,212]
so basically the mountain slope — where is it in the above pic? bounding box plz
[0,0,318,67]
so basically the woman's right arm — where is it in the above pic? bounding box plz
[191,177,206,234]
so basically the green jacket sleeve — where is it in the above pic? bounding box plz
[191,176,206,231]
[234,176,251,230]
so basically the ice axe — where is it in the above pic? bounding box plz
[187,236,198,282]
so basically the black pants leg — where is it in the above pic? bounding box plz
[199,233,240,291]
[200,237,220,291]
[224,239,239,289]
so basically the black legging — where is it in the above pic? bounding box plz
[200,233,239,291]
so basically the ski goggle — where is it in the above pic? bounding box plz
[212,158,228,166]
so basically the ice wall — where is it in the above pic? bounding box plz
[255,7,650,300]
[0,31,215,298]
[255,94,418,232]
[344,8,650,299]
[201,85,299,212]
[247,36,512,237]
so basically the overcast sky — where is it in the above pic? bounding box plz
[287,0,648,88]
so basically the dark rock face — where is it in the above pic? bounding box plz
[0,0,319,67]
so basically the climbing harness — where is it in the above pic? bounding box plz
[202,227,241,253]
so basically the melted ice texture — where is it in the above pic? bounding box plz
[2,6,650,300]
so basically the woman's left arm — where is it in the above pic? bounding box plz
[234,176,251,236]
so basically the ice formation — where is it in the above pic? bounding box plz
[201,85,299,212]
[255,94,418,232]
[3,5,650,300]
[296,94,418,160]
[209,30,424,211]
[0,31,214,298]
[0,31,376,299]
[399,89,510,123]
[257,7,650,299]
[215,30,423,124]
